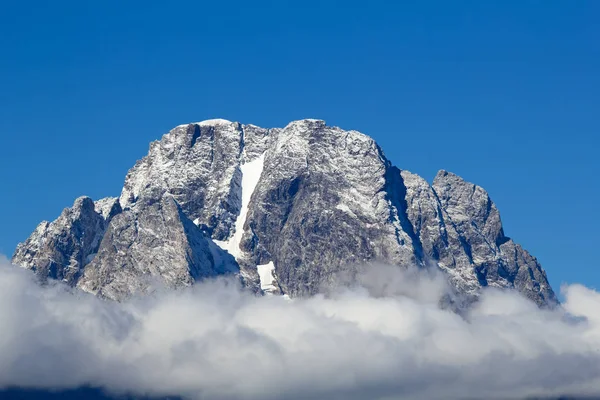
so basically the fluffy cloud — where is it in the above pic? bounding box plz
[1,255,599,400]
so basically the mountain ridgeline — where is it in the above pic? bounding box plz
[13,119,556,306]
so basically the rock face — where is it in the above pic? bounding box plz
[77,196,238,300]
[402,170,554,304]
[240,120,418,297]
[12,119,557,306]
[12,197,120,285]
[119,119,277,241]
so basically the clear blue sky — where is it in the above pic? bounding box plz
[1,1,598,292]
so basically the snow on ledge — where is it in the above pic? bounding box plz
[257,261,277,293]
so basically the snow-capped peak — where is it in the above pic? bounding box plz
[175,119,235,128]
[196,118,234,126]
[12,118,557,308]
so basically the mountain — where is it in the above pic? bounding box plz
[12,119,556,306]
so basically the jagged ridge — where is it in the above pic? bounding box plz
[12,119,556,306]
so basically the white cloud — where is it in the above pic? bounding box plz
[1,255,599,399]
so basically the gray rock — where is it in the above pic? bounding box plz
[77,195,238,301]
[241,120,418,297]
[403,169,555,305]
[13,118,557,307]
[119,119,276,241]
[12,196,120,285]
[94,197,121,220]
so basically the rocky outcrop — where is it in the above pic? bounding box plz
[77,196,238,301]
[12,119,557,306]
[12,196,120,285]
[402,170,554,304]
[119,119,277,241]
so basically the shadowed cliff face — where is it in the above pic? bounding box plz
[12,119,556,306]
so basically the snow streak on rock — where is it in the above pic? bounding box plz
[214,152,266,261]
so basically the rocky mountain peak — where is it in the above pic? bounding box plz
[432,169,504,246]
[72,195,95,212]
[283,118,326,130]
[12,195,118,285]
[12,119,557,307]
[76,195,238,300]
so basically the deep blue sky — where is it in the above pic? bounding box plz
[1,1,598,292]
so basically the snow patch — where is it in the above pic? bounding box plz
[197,119,233,126]
[257,261,277,293]
[216,153,266,260]
[94,197,118,219]
[175,119,234,128]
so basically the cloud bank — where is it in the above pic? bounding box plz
[1,255,600,400]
